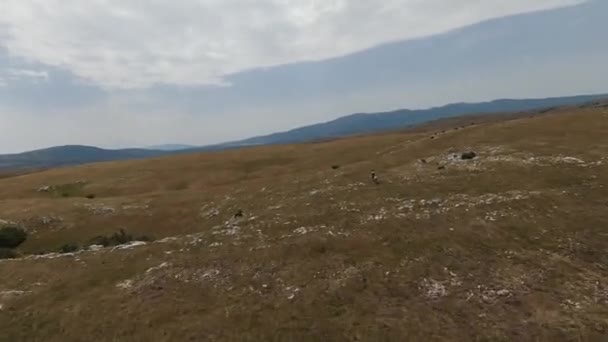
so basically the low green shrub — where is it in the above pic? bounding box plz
[0,248,17,259]
[58,243,79,254]
[0,225,27,249]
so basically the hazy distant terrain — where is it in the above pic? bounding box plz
[229,94,608,146]
[1,94,606,171]
[144,144,198,151]
[0,146,167,170]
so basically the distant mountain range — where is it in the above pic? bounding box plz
[144,144,197,151]
[0,93,606,171]
[0,145,168,170]
[224,94,607,147]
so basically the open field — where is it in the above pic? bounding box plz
[1,104,608,341]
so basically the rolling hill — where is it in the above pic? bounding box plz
[0,103,607,341]
[0,145,167,170]
[226,94,608,146]
[2,94,607,171]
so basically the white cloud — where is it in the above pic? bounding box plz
[0,0,583,89]
[6,68,49,81]
[0,67,48,86]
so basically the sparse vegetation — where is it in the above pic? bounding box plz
[0,225,27,249]
[461,151,478,160]
[57,243,79,254]
[170,181,189,191]
[0,106,607,341]
[0,248,17,259]
[40,182,88,198]
[89,229,153,247]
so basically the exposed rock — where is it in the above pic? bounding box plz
[0,219,17,227]
[116,279,134,290]
[38,216,63,226]
[88,244,104,251]
[419,278,448,299]
[83,203,116,216]
[111,241,147,251]
[146,262,171,274]
[37,185,53,192]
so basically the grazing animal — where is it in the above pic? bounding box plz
[370,170,380,184]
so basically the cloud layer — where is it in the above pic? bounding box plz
[0,0,582,88]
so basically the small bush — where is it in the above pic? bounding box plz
[0,248,17,259]
[331,165,341,170]
[136,235,154,242]
[48,182,88,198]
[461,151,477,160]
[85,194,96,199]
[58,243,79,254]
[111,229,134,245]
[171,181,189,191]
[89,229,153,247]
[0,225,28,249]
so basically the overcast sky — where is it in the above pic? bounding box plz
[0,0,604,153]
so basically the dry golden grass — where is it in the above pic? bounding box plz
[0,105,608,341]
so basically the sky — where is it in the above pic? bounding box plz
[0,0,605,153]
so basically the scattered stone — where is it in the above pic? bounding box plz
[419,278,448,299]
[294,227,310,235]
[83,203,116,216]
[157,237,179,243]
[200,206,220,219]
[146,262,171,274]
[122,204,150,211]
[478,286,512,303]
[111,241,147,251]
[285,286,301,300]
[0,219,17,227]
[37,186,53,192]
[88,244,104,251]
[38,215,63,226]
[496,289,511,297]
[116,279,134,290]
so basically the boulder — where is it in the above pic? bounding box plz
[461,151,477,160]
